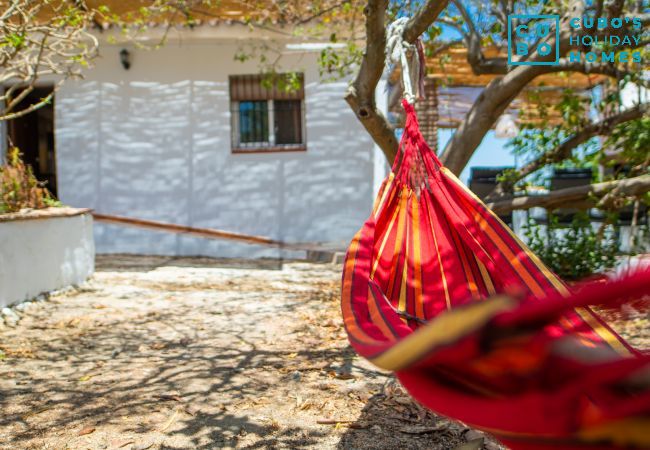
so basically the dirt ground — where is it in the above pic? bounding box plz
[1,255,503,450]
[2,256,646,450]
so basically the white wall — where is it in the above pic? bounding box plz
[55,40,376,258]
[0,213,95,307]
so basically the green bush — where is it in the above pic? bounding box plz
[523,212,619,281]
[0,147,59,214]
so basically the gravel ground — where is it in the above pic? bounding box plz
[0,255,500,450]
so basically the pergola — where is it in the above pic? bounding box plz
[81,0,357,31]
[389,45,609,150]
[85,0,256,25]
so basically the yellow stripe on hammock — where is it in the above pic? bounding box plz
[370,296,514,371]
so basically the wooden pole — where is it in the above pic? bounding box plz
[92,213,303,249]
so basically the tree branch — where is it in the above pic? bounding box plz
[430,38,465,57]
[347,0,450,162]
[452,0,509,75]
[606,0,626,23]
[435,17,466,36]
[345,0,398,161]
[0,1,98,121]
[486,175,650,214]
[403,0,450,43]
[490,103,648,196]
[439,63,547,173]
[548,60,631,78]
[439,0,589,175]
[0,89,55,121]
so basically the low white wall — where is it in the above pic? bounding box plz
[0,211,95,308]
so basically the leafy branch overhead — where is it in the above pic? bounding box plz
[349,0,647,169]
[0,0,367,122]
[1,0,648,216]
[344,0,648,215]
[0,0,101,121]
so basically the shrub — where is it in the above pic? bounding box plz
[523,212,619,281]
[0,147,59,214]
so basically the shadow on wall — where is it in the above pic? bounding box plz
[56,80,374,258]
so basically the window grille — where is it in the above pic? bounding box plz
[229,74,305,153]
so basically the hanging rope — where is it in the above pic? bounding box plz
[386,17,426,105]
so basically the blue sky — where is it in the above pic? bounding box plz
[439,129,516,185]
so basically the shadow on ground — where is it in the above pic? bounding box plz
[0,256,499,449]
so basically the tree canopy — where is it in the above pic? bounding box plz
[1,0,648,216]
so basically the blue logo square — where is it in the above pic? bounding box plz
[507,14,560,66]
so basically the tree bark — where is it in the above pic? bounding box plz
[347,0,639,174]
[439,64,547,174]
[344,0,398,162]
[486,175,650,214]
[403,1,450,44]
[346,0,449,162]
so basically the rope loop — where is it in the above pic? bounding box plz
[386,17,426,105]
[386,18,415,104]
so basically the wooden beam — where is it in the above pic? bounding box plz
[486,175,650,214]
[92,213,298,248]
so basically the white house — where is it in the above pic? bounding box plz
[12,25,388,259]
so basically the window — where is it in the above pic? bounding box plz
[239,101,269,144]
[229,74,305,153]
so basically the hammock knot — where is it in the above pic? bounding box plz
[386,17,426,105]
[385,17,415,68]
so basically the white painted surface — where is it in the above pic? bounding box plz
[0,214,95,307]
[373,79,390,198]
[56,39,376,258]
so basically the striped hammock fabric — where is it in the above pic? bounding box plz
[341,100,650,449]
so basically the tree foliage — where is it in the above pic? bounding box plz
[343,0,649,216]
[523,213,620,280]
[0,0,101,121]
[1,0,648,216]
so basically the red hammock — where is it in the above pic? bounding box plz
[341,100,650,449]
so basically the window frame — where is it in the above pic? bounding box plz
[229,74,307,154]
